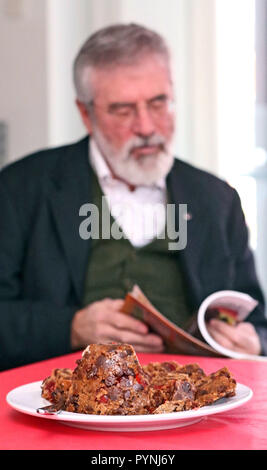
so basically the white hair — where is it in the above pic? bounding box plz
[73,23,171,103]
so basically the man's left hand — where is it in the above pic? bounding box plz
[207,320,261,355]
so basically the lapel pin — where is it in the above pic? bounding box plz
[183,212,193,221]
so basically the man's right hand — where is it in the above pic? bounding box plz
[71,298,164,353]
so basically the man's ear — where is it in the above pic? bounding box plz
[76,99,93,134]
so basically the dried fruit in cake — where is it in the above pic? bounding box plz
[41,368,73,407]
[194,367,236,407]
[143,361,204,412]
[175,363,206,384]
[147,373,196,412]
[143,361,182,381]
[143,361,205,385]
[64,343,151,415]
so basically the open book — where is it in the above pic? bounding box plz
[121,285,264,360]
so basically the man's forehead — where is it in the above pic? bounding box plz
[90,56,173,102]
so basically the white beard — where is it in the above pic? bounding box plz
[92,125,175,186]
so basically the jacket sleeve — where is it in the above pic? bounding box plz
[0,180,77,371]
[228,187,267,355]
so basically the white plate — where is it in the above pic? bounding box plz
[6,381,252,432]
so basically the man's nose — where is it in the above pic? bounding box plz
[131,103,155,137]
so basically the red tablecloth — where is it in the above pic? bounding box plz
[1,351,267,450]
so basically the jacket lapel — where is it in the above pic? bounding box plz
[167,159,211,306]
[47,136,92,303]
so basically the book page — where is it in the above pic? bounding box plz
[197,290,267,360]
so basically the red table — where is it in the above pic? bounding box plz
[1,351,267,450]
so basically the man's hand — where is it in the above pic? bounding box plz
[71,298,164,353]
[207,319,261,355]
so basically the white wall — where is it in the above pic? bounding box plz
[46,0,127,148]
[0,0,48,163]
[46,0,93,147]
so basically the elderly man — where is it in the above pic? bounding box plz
[0,24,266,370]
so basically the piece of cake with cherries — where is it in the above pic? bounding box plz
[194,367,237,407]
[143,361,201,412]
[40,343,237,415]
[41,368,73,408]
[64,343,151,415]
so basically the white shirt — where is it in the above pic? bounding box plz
[89,138,167,248]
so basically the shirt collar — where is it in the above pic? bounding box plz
[89,138,111,182]
[89,138,166,190]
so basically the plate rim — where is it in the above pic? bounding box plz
[6,380,253,424]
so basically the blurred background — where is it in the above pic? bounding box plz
[0,0,266,300]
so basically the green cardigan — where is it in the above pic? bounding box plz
[82,171,192,328]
